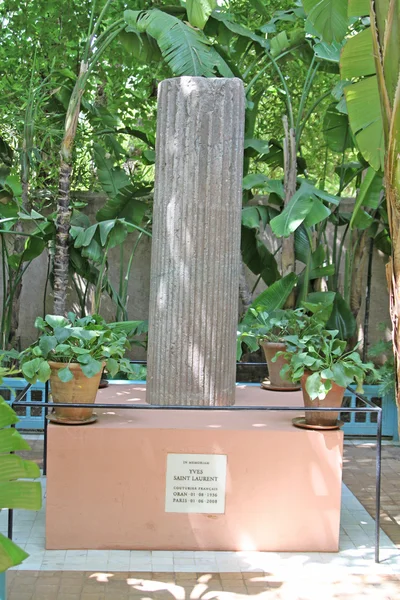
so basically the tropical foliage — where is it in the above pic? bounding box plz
[0,364,41,571]
[19,313,143,383]
[0,0,396,411]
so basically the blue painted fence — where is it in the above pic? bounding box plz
[0,572,6,599]
[341,384,399,440]
[0,378,46,430]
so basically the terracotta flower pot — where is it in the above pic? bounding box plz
[301,372,345,428]
[260,341,300,390]
[49,361,104,425]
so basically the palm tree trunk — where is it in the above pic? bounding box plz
[53,62,87,315]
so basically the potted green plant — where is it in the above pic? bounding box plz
[238,308,317,390]
[19,313,138,425]
[278,328,375,429]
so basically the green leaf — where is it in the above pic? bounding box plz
[209,10,268,48]
[98,220,116,246]
[96,185,150,225]
[54,327,72,343]
[257,240,280,286]
[270,186,314,237]
[106,358,119,377]
[81,239,103,263]
[45,315,68,329]
[125,9,227,77]
[74,224,97,248]
[294,226,312,264]
[0,401,19,429]
[325,292,356,340]
[351,209,374,230]
[350,167,383,228]
[348,0,369,17]
[331,363,352,387]
[93,144,130,197]
[244,139,270,155]
[303,0,348,43]
[37,361,51,383]
[39,335,57,356]
[340,28,375,79]
[80,357,103,378]
[187,0,216,29]
[0,481,42,510]
[58,367,74,383]
[241,227,262,274]
[241,206,269,229]
[314,40,343,62]
[0,534,28,571]
[344,76,385,172]
[21,358,42,380]
[303,291,336,321]
[4,175,22,198]
[244,273,298,320]
[21,236,46,262]
[0,429,30,454]
[303,198,331,227]
[107,220,128,249]
[242,173,269,190]
[323,103,353,152]
[305,371,332,400]
[119,30,161,64]
[142,149,155,164]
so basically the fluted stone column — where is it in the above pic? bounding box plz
[146,77,245,406]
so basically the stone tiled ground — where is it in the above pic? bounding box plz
[6,571,400,600]
[343,442,400,547]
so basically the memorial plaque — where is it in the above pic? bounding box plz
[165,453,227,513]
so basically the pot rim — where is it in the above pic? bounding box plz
[48,360,106,371]
[259,340,286,348]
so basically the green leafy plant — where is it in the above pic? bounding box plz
[279,327,375,400]
[367,337,395,399]
[237,307,309,357]
[0,363,41,571]
[19,313,141,383]
[237,282,336,359]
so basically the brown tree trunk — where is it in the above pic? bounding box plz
[385,186,400,424]
[53,61,87,315]
[282,116,296,308]
[53,161,73,315]
[347,230,368,350]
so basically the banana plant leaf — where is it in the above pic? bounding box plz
[270,182,334,238]
[186,0,216,30]
[306,291,356,340]
[0,399,41,572]
[340,26,385,172]
[349,167,383,229]
[303,0,348,43]
[124,9,233,77]
[243,273,298,324]
[323,103,354,152]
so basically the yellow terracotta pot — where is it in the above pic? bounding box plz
[49,361,104,424]
[301,372,345,428]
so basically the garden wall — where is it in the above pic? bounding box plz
[0,194,390,356]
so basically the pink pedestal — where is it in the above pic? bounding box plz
[46,385,343,551]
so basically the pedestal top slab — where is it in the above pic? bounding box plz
[49,384,308,431]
